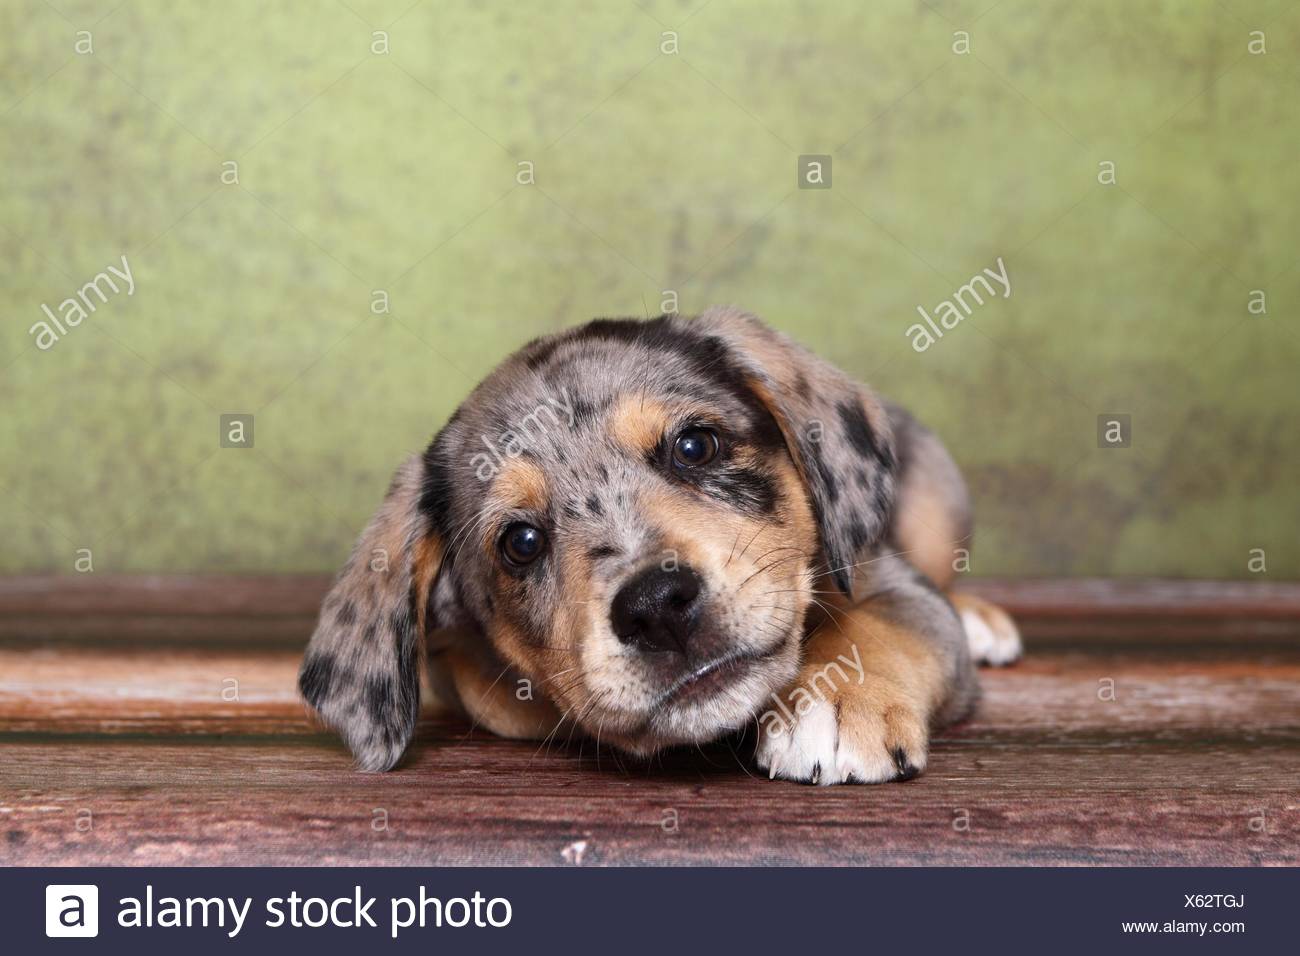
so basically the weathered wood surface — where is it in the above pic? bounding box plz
[2,636,1297,865]
[0,574,327,642]
[3,575,1298,641]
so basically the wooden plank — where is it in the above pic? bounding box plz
[960,578,1300,641]
[1,641,1297,865]
[0,646,310,736]
[0,574,327,615]
[2,644,1298,738]
[2,576,1298,641]
[962,577,1300,617]
[2,734,1295,866]
[0,575,326,642]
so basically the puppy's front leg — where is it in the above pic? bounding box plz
[755,564,978,785]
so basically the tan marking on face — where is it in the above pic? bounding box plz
[443,642,561,739]
[608,394,672,458]
[484,615,577,699]
[547,542,597,691]
[636,455,813,589]
[491,457,549,514]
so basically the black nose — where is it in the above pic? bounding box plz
[609,565,703,654]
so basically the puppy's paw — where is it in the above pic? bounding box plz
[952,593,1022,666]
[754,680,929,785]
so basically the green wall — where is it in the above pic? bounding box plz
[2,0,1297,577]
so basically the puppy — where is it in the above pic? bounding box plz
[299,307,1021,784]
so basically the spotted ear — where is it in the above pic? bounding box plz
[696,307,898,596]
[298,452,445,771]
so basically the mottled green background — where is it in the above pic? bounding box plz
[2,0,1297,577]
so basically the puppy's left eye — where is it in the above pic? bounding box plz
[672,427,719,468]
[501,523,547,566]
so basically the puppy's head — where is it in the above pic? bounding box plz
[300,308,897,769]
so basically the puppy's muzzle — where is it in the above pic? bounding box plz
[609,565,704,655]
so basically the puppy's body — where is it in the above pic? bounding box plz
[300,308,1021,783]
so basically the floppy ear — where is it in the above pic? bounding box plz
[696,307,898,597]
[298,452,444,771]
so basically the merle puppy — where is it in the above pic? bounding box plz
[299,307,1021,784]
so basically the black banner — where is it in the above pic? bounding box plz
[9,867,1287,953]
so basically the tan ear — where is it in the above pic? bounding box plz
[298,453,443,771]
[695,307,898,596]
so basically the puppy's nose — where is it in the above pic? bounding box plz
[609,565,703,654]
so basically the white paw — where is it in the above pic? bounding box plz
[961,605,1022,666]
[754,697,923,786]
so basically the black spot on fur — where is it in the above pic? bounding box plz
[705,467,780,515]
[529,317,674,379]
[298,653,338,709]
[419,431,456,536]
[837,400,892,468]
[523,336,560,370]
[871,481,893,527]
[520,343,556,369]
[586,494,603,516]
[570,398,602,427]
[336,600,357,627]
[571,316,671,347]
[364,674,397,729]
[802,437,839,505]
[397,645,419,710]
[587,544,620,560]
[390,607,412,645]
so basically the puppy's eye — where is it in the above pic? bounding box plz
[501,523,546,566]
[672,427,719,468]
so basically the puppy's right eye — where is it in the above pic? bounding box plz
[501,523,546,566]
[672,427,719,468]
